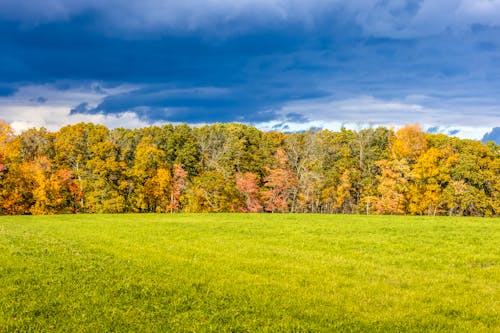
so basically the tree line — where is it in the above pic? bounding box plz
[0,120,498,216]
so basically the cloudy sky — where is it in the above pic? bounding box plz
[0,0,499,142]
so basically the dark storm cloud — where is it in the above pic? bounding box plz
[0,1,499,128]
[80,82,327,123]
[70,102,90,114]
[285,113,309,123]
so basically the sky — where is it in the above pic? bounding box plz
[0,0,499,142]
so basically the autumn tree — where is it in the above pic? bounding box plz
[443,139,499,216]
[0,152,5,178]
[18,127,55,161]
[235,172,262,212]
[54,123,109,211]
[129,136,168,212]
[85,139,128,213]
[407,147,457,215]
[284,131,323,213]
[184,171,241,212]
[170,163,188,212]
[391,124,428,162]
[373,159,410,214]
[373,125,429,215]
[261,148,297,213]
[0,121,14,147]
[352,127,391,214]
[146,167,172,213]
[0,119,498,216]
[0,161,34,215]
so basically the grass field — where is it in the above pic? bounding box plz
[0,214,499,332]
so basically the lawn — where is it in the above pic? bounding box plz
[0,214,499,332]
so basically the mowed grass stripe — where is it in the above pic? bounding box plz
[0,214,499,332]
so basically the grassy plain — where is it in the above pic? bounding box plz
[0,214,499,332]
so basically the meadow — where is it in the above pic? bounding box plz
[0,214,499,332]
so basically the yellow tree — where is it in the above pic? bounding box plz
[391,124,428,162]
[86,140,127,213]
[27,157,79,214]
[0,122,25,214]
[0,121,18,163]
[442,140,499,216]
[1,162,34,215]
[130,136,167,212]
[408,147,457,215]
[48,169,82,214]
[373,159,410,214]
[146,167,172,213]
[334,170,354,214]
[373,125,429,215]
[0,120,14,146]
[29,157,53,215]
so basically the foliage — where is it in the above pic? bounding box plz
[0,122,498,216]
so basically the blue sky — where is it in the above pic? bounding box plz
[0,0,499,142]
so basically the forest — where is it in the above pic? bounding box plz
[0,121,498,216]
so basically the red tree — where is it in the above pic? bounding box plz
[261,148,297,212]
[235,172,262,212]
[170,163,188,212]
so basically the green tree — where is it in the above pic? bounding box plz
[184,171,241,212]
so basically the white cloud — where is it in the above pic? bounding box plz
[347,0,500,38]
[5,106,167,135]
[457,0,500,26]
[0,82,147,133]
[0,0,331,34]
[3,105,155,134]
[2,0,500,37]
[256,94,499,139]
[274,95,429,123]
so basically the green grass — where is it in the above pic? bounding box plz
[0,214,499,332]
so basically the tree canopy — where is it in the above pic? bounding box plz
[0,122,498,216]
